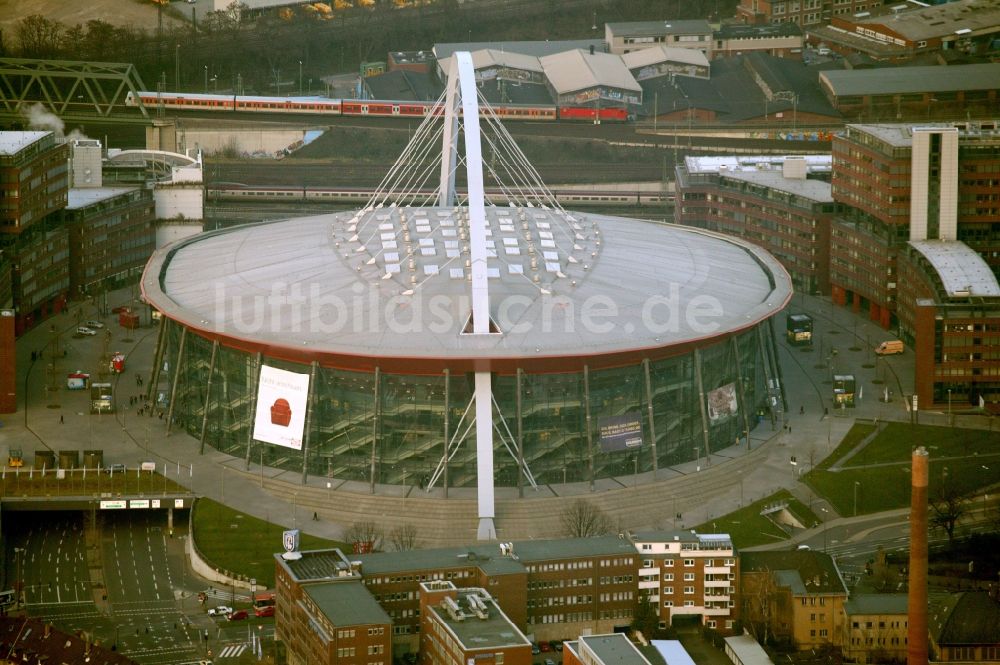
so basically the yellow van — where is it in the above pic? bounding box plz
[875,340,904,355]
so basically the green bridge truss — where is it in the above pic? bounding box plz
[0,57,149,122]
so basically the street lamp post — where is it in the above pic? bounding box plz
[13,547,24,608]
[298,61,303,96]
[948,388,953,423]
[853,481,861,517]
[175,44,181,89]
[204,65,208,93]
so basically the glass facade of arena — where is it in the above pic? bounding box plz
[154,318,784,489]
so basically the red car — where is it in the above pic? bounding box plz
[539,642,551,653]
[254,605,275,618]
[227,610,248,621]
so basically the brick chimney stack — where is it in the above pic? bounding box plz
[907,446,929,665]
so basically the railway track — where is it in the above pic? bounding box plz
[210,161,666,188]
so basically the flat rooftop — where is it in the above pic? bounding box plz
[0,131,51,155]
[579,634,651,665]
[304,581,391,627]
[67,187,139,209]
[429,587,529,651]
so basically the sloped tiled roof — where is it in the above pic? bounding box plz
[930,591,1000,645]
[741,550,847,595]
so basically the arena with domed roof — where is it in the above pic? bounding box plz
[141,54,791,534]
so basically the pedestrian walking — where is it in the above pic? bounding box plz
[312,512,319,521]
[59,414,64,424]
[799,405,804,415]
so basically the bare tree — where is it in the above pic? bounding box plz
[345,520,383,553]
[869,546,899,593]
[560,499,612,538]
[388,523,418,552]
[930,483,966,549]
[15,15,63,58]
[741,568,777,645]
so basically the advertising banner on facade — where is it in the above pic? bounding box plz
[707,383,739,422]
[598,412,643,452]
[253,365,309,450]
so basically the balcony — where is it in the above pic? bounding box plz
[704,566,729,575]
[639,580,660,590]
[705,578,730,587]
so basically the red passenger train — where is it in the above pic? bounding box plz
[124,91,628,123]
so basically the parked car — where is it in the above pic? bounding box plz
[531,644,541,655]
[550,641,563,652]
[227,610,248,621]
[540,642,551,653]
[106,463,127,475]
[76,326,96,336]
[207,605,232,617]
[111,305,130,314]
[544,660,556,665]
[254,605,275,618]
[84,320,104,328]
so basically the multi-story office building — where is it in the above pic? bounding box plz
[0,131,68,236]
[631,530,738,632]
[674,155,835,296]
[419,581,531,665]
[275,533,729,660]
[841,594,908,664]
[740,550,848,650]
[273,548,393,665]
[62,187,156,297]
[830,122,1000,407]
[9,222,70,335]
[353,536,638,645]
[736,0,883,27]
[831,123,1000,318]
[1,131,71,335]
[896,242,1000,409]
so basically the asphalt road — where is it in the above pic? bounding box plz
[5,510,264,664]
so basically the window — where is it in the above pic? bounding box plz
[707,620,717,629]
[684,559,695,567]
[683,573,695,581]
[664,574,674,581]
[684,586,694,594]
[664,587,674,594]
[664,559,674,567]
[496,653,504,664]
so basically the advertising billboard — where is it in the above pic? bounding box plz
[252,365,310,450]
[599,412,643,452]
[707,383,739,422]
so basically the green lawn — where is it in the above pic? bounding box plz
[191,498,344,589]
[804,422,1000,516]
[693,489,819,549]
[815,422,877,470]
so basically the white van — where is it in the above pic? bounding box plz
[875,340,904,355]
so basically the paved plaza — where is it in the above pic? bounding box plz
[1,288,946,545]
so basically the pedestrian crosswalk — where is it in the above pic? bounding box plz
[202,587,250,603]
[217,644,247,659]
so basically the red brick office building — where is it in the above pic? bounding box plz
[674,154,835,296]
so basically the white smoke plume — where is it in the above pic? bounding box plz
[21,102,90,141]
[22,102,64,135]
